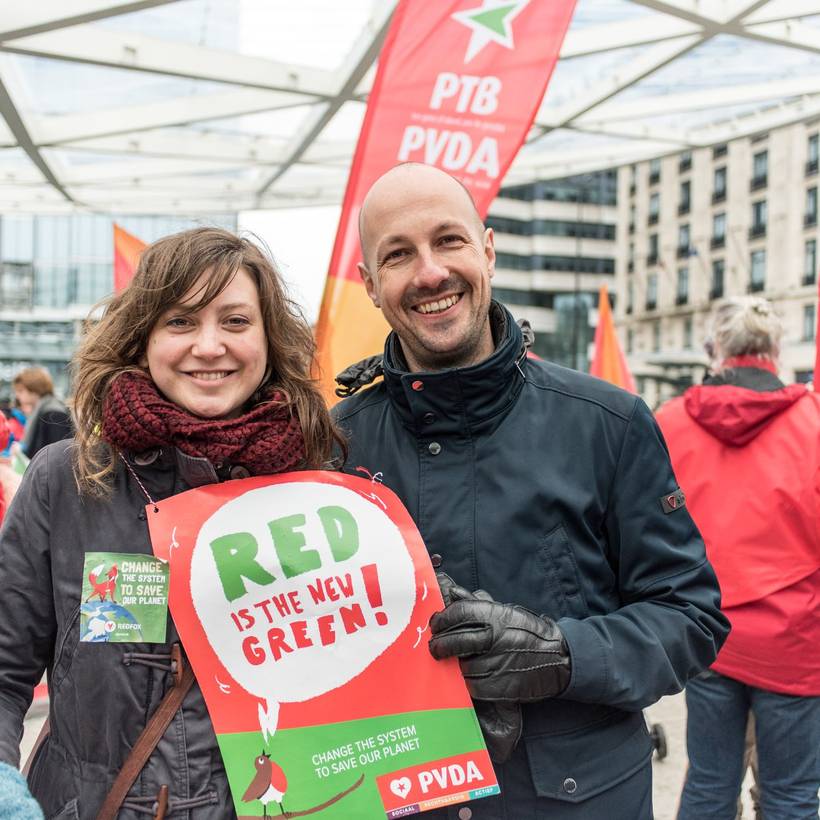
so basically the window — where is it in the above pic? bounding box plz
[677,223,690,257]
[629,203,636,233]
[750,249,766,291]
[626,327,633,353]
[683,316,693,349]
[649,158,661,184]
[679,180,691,214]
[646,273,658,310]
[750,200,767,237]
[626,279,634,314]
[752,150,768,188]
[803,304,816,342]
[676,267,689,305]
[808,133,819,175]
[648,233,659,264]
[805,239,817,286]
[679,151,692,172]
[711,260,725,300]
[713,144,728,158]
[806,187,818,226]
[712,212,726,248]
[648,192,660,224]
[712,166,727,203]
[652,320,661,352]
[627,241,635,273]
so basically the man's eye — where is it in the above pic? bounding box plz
[440,235,465,245]
[383,249,407,263]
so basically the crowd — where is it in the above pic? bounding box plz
[0,164,816,820]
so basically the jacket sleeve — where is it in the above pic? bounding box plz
[0,448,55,767]
[557,398,730,711]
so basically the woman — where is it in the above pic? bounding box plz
[0,228,342,819]
[12,367,73,459]
[656,297,820,820]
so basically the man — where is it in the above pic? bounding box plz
[334,163,729,819]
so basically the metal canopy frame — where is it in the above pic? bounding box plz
[2,0,820,213]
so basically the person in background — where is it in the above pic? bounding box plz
[0,228,342,818]
[656,297,820,820]
[12,368,73,458]
[333,162,729,820]
[0,401,26,457]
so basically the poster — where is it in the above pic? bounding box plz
[148,471,497,818]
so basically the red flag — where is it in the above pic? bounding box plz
[815,276,820,386]
[315,0,578,403]
[113,223,147,292]
[590,284,637,393]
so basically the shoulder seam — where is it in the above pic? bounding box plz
[527,380,636,423]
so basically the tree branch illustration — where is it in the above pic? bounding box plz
[238,774,365,819]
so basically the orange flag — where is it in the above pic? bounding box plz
[589,284,637,393]
[113,223,147,292]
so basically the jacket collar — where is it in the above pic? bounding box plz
[381,301,526,431]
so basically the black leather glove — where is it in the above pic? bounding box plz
[472,700,523,765]
[428,599,572,702]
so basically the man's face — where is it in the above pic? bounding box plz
[359,167,495,372]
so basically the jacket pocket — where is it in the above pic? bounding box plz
[538,525,589,620]
[47,798,79,820]
[524,709,652,803]
[50,605,80,694]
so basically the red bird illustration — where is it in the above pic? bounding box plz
[242,751,288,817]
[86,563,118,603]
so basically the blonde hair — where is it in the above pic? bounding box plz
[710,296,782,364]
[72,227,343,496]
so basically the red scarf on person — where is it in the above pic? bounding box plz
[102,371,306,475]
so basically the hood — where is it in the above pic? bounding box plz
[684,382,808,446]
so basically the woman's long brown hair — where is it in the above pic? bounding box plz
[72,227,344,496]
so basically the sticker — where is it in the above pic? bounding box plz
[660,488,686,514]
[80,552,169,643]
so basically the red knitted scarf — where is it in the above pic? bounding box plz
[102,371,306,475]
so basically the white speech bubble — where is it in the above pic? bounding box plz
[191,481,416,736]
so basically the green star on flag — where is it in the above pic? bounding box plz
[451,0,530,63]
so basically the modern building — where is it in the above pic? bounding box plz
[618,121,819,408]
[488,170,618,370]
[0,213,236,397]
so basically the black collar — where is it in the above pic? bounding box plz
[381,302,526,432]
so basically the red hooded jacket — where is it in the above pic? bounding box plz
[657,367,820,695]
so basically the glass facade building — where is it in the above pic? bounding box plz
[0,213,237,397]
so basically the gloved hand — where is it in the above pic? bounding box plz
[472,701,523,765]
[429,598,572,703]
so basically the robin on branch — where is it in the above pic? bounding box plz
[242,751,288,818]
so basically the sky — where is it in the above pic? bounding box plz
[238,205,342,324]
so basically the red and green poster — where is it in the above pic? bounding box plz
[148,471,497,818]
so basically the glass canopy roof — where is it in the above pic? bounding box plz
[2,0,820,213]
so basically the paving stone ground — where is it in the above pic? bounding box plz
[21,690,758,818]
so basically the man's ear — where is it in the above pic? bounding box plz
[358,262,381,308]
[484,227,496,280]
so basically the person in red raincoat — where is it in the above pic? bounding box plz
[656,296,820,820]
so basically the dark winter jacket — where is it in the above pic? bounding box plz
[0,441,237,820]
[334,304,729,820]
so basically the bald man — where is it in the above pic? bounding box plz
[334,164,728,820]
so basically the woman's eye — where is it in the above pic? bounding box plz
[225,316,250,328]
[166,316,191,329]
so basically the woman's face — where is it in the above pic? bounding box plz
[143,267,268,419]
[14,386,39,416]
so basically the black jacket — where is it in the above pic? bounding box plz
[334,305,729,819]
[0,441,236,820]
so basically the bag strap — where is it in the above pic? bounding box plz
[96,644,195,820]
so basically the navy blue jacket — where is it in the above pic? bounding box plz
[334,305,729,819]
